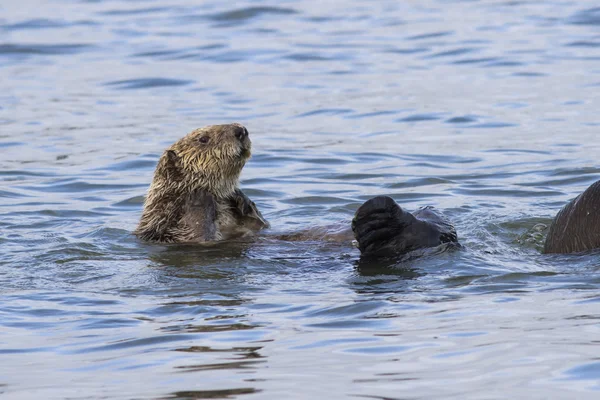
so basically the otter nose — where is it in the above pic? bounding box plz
[234,126,249,141]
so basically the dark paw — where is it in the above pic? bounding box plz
[352,196,411,254]
[231,189,270,229]
[232,189,256,216]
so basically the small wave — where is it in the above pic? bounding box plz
[2,19,66,30]
[345,110,399,120]
[207,6,298,23]
[0,43,92,56]
[566,41,600,48]
[103,78,194,90]
[467,122,518,129]
[22,181,140,193]
[407,31,454,40]
[296,108,353,118]
[426,47,479,59]
[445,115,479,124]
[395,113,445,123]
[98,7,172,16]
[567,7,600,26]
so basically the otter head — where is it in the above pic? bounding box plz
[155,123,252,198]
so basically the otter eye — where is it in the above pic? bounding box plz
[198,136,210,144]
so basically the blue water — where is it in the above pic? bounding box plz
[2,0,600,398]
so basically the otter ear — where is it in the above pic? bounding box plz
[163,150,181,169]
[159,150,181,173]
[166,150,179,163]
[157,150,183,180]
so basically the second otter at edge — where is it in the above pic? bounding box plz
[135,123,269,244]
[544,180,600,254]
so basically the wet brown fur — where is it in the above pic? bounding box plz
[135,123,268,243]
[544,180,600,254]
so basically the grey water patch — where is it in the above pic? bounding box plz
[132,49,185,59]
[0,189,29,199]
[94,158,159,172]
[345,110,399,119]
[561,362,600,386]
[98,7,173,16]
[407,31,453,40]
[356,192,448,201]
[567,7,600,26]
[1,19,96,30]
[452,57,498,65]
[0,141,23,148]
[203,48,284,63]
[426,47,480,59]
[306,319,390,329]
[453,187,562,198]
[562,100,584,106]
[512,71,547,77]
[284,52,347,62]
[0,170,56,179]
[575,296,600,304]
[384,47,430,55]
[0,43,92,56]
[396,113,445,123]
[446,115,479,124]
[132,44,227,61]
[318,172,391,182]
[0,346,54,354]
[446,331,487,338]
[484,60,524,68]
[160,389,260,399]
[401,153,482,164]
[304,301,387,318]
[103,78,194,90]
[22,180,142,193]
[343,345,413,354]
[291,337,377,350]
[280,196,353,205]
[200,6,298,26]
[386,177,455,189]
[112,196,144,209]
[495,101,528,109]
[566,41,600,48]
[547,166,600,178]
[68,334,201,354]
[467,122,518,128]
[295,108,353,118]
[484,148,551,155]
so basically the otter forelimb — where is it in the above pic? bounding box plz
[181,189,218,242]
[230,189,270,229]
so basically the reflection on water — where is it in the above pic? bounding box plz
[2,0,600,398]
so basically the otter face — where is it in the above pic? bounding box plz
[165,123,252,197]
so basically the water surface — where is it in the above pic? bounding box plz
[2,0,600,399]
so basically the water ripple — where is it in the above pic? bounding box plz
[0,43,93,56]
[104,78,194,90]
[2,0,600,398]
[207,6,298,22]
[568,7,600,26]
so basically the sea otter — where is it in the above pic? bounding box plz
[543,180,600,254]
[135,123,269,243]
[352,196,459,258]
[135,124,457,256]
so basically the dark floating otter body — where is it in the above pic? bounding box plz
[352,196,459,258]
[135,123,268,244]
[544,180,600,254]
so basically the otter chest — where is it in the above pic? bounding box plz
[215,201,256,240]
